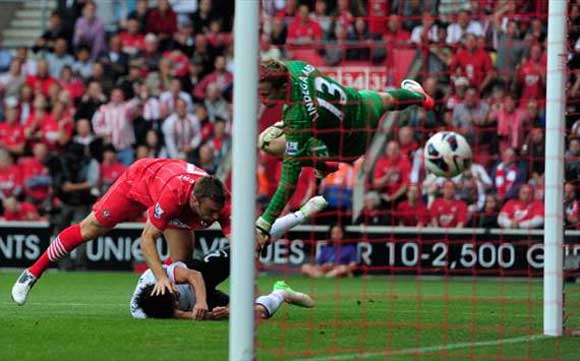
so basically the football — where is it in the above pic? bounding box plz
[424,131,472,178]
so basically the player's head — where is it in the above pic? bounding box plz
[259,59,289,106]
[135,284,177,318]
[191,176,227,224]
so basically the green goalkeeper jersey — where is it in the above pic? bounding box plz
[261,60,387,226]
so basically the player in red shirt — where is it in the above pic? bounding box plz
[287,4,322,47]
[449,34,493,90]
[429,181,468,228]
[12,158,231,305]
[498,184,544,229]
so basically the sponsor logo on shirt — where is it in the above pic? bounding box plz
[286,141,299,156]
[154,203,164,219]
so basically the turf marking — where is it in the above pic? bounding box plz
[290,335,547,361]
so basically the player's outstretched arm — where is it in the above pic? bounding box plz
[174,266,208,320]
[257,156,302,234]
[141,221,174,296]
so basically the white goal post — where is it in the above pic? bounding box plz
[229,0,259,360]
[544,0,567,337]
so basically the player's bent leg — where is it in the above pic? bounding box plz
[269,196,328,240]
[12,212,112,305]
[374,79,434,112]
[163,228,194,262]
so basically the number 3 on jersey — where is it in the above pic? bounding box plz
[314,77,347,122]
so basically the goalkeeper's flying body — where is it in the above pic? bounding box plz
[255,59,434,237]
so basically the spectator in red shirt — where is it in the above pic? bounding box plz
[0,149,22,199]
[489,94,528,151]
[19,142,51,204]
[372,140,411,205]
[517,43,546,108]
[398,126,419,159]
[2,197,40,221]
[194,55,233,100]
[0,100,25,155]
[498,184,544,229]
[394,185,429,227]
[383,15,410,47]
[120,17,146,56]
[367,0,389,35]
[287,4,322,47]
[449,34,493,91]
[146,0,177,46]
[276,0,298,25]
[26,59,57,97]
[429,181,468,228]
[99,144,127,194]
[162,49,190,78]
[207,118,231,166]
[564,182,580,229]
[58,66,84,102]
[491,147,527,201]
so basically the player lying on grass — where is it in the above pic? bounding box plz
[131,260,314,320]
[13,158,234,305]
[131,196,327,320]
[255,59,434,243]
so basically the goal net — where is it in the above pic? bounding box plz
[233,1,579,359]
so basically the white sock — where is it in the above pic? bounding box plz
[270,211,305,241]
[255,290,285,318]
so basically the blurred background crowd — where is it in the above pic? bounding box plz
[0,0,575,235]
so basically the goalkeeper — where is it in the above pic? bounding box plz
[256,59,434,239]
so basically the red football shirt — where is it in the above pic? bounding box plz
[500,199,544,223]
[126,159,231,234]
[450,49,492,87]
[518,59,545,107]
[25,75,57,96]
[429,198,468,228]
[19,157,50,201]
[119,32,146,53]
[287,19,322,44]
[394,200,429,226]
[100,161,127,186]
[3,202,39,221]
[372,155,411,196]
[0,122,25,150]
[0,164,22,198]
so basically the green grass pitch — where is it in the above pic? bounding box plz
[1,271,579,360]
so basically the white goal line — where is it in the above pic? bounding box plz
[289,335,547,361]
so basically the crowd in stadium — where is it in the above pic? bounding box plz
[0,0,576,232]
